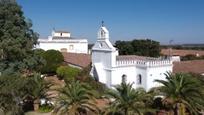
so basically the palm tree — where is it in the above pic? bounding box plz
[155,72,204,115]
[105,83,154,115]
[53,81,99,115]
[23,73,52,111]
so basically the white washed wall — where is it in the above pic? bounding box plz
[110,66,147,89]
[146,65,172,91]
[53,32,71,37]
[37,41,88,54]
[110,64,172,91]
[91,25,173,91]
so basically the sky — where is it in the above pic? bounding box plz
[17,0,204,44]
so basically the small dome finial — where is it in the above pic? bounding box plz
[102,21,104,27]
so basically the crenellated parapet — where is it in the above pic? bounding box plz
[116,59,172,67]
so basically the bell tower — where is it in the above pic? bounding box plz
[97,21,109,39]
[92,21,119,68]
[91,22,119,87]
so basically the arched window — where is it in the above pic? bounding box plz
[69,45,74,50]
[99,43,103,48]
[137,74,142,84]
[122,74,127,84]
[101,29,105,38]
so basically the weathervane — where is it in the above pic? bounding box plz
[102,21,104,27]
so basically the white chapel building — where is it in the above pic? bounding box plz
[36,30,88,54]
[91,24,173,91]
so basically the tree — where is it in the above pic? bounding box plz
[132,39,160,57]
[41,50,64,74]
[0,74,26,114]
[22,73,52,111]
[32,49,46,72]
[0,73,52,113]
[53,81,99,115]
[105,83,154,115]
[0,0,39,75]
[115,41,134,55]
[155,73,204,115]
[115,39,160,57]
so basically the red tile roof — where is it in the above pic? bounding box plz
[173,60,204,74]
[161,49,204,57]
[62,52,204,74]
[62,52,91,68]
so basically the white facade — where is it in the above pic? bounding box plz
[36,30,88,54]
[91,25,173,91]
[171,56,181,62]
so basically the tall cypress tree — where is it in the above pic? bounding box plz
[0,0,39,75]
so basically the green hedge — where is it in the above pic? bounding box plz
[38,104,53,113]
[56,66,80,82]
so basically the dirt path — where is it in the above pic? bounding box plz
[25,111,51,115]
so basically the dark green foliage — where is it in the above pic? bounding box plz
[82,76,107,98]
[23,73,52,101]
[0,0,39,75]
[115,41,134,55]
[76,65,107,98]
[105,83,155,115]
[115,39,160,57]
[56,66,80,81]
[41,50,64,74]
[53,81,99,114]
[0,73,51,114]
[32,49,46,72]
[132,39,160,57]
[155,72,204,115]
[0,75,25,114]
[161,45,204,50]
[33,48,45,55]
[20,49,46,74]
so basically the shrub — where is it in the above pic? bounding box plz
[32,49,46,73]
[56,66,80,82]
[181,54,204,61]
[76,66,107,98]
[33,49,45,56]
[87,78,107,98]
[41,50,64,74]
[38,104,53,113]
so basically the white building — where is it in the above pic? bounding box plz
[91,25,173,91]
[36,30,88,54]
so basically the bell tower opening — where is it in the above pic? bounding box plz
[97,21,109,39]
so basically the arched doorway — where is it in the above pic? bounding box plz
[137,74,142,85]
[122,74,127,84]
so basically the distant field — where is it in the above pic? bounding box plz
[161,44,204,50]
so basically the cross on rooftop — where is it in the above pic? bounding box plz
[102,21,104,27]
